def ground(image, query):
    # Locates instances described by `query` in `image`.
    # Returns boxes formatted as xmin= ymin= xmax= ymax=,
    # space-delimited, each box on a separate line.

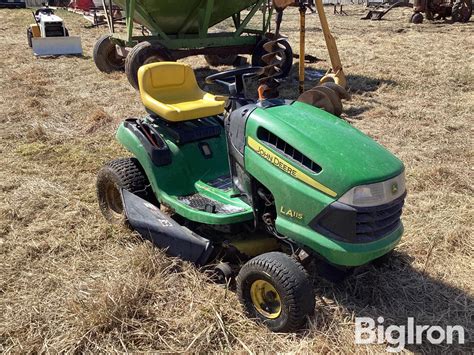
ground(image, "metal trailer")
xmin=93 ymin=0 xmax=294 ymax=89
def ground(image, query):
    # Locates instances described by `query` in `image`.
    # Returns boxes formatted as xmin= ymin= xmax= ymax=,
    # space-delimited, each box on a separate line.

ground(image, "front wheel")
xmin=96 ymin=158 xmax=155 ymax=225
xmin=27 ymin=27 xmax=33 ymax=48
xmin=236 ymin=252 xmax=315 ymax=332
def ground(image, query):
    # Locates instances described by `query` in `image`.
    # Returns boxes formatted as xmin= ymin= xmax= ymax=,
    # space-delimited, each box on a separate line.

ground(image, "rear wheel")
xmin=237 ymin=252 xmax=315 ymax=332
xmin=252 ymin=38 xmax=293 ymax=79
xmin=93 ymin=34 xmax=125 ymax=73
xmin=452 ymin=0 xmax=472 ymax=22
xmin=125 ymin=41 xmax=173 ymax=90
xmin=96 ymin=158 xmax=155 ymax=225
xmin=27 ymin=27 xmax=32 ymax=48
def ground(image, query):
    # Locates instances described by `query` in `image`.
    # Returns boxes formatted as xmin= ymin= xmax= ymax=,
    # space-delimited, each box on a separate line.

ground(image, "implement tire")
xmin=237 ymin=252 xmax=315 ymax=332
xmin=125 ymin=41 xmax=173 ymax=90
xmin=452 ymin=0 xmax=472 ymax=22
xmin=93 ymin=34 xmax=125 ymax=73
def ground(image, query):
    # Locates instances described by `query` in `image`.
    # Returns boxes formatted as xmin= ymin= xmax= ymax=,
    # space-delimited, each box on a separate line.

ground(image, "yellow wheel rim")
xmin=249 ymin=279 xmax=282 ymax=319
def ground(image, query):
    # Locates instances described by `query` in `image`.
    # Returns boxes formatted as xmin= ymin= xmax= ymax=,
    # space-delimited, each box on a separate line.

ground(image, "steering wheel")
xmin=205 ymin=66 xmax=264 ymax=97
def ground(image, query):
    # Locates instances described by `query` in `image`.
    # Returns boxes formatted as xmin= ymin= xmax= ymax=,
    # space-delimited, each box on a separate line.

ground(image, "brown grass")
xmin=1 ymin=5 xmax=473 ymax=353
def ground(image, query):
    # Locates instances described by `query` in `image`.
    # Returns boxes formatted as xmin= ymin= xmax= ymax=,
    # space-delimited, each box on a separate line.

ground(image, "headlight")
xmin=338 ymin=172 xmax=406 ymax=207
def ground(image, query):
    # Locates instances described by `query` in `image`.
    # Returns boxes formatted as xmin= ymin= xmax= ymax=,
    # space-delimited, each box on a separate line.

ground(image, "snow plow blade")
xmin=32 ymin=36 xmax=82 ymax=56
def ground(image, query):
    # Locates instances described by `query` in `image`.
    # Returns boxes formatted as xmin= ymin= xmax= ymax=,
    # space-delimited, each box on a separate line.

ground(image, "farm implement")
xmin=411 ymin=0 xmax=472 ymax=23
xmin=93 ymin=0 xmax=292 ymax=89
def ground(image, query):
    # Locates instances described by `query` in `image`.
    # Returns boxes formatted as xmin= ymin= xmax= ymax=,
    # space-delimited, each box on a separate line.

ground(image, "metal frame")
xmin=106 ymin=0 xmax=272 ymax=49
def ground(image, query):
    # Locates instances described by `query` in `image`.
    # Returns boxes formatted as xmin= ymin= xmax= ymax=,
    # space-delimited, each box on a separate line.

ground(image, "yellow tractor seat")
xmin=138 ymin=62 xmax=226 ymax=122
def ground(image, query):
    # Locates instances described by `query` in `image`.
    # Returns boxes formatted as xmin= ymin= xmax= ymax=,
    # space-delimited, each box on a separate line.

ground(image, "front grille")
xmin=44 ymin=23 xmax=64 ymax=37
xmin=310 ymin=193 xmax=405 ymax=243
xmin=355 ymin=196 xmax=404 ymax=242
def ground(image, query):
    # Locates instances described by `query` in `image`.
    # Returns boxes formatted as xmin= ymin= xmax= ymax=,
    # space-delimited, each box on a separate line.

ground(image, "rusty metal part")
xmin=313 ymin=0 xmax=347 ymax=89
xmin=298 ymin=5 xmax=306 ymax=94
xmin=258 ymin=8 xmax=286 ymax=100
xmin=319 ymin=81 xmax=351 ymax=100
xmin=361 ymin=0 xmax=406 ymax=21
xmin=258 ymin=38 xmax=286 ymax=99
xmin=411 ymin=0 xmax=471 ymax=23
xmin=297 ymin=82 xmax=349 ymax=117
xmin=272 ymin=0 xmax=297 ymax=10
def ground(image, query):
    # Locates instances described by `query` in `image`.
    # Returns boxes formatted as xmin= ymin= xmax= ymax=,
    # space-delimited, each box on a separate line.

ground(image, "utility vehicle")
xmin=97 ymin=62 xmax=406 ymax=332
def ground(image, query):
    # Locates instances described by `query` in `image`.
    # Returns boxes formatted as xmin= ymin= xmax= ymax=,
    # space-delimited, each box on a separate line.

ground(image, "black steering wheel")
xmin=205 ymin=66 xmax=264 ymax=97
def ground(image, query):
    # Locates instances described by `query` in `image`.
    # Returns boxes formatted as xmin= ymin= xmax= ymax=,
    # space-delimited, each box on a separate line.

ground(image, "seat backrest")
xmin=138 ymin=62 xmax=201 ymax=101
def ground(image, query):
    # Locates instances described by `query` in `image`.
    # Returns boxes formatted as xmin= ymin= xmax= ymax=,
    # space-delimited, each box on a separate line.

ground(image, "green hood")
xmin=246 ymin=101 xmax=404 ymax=196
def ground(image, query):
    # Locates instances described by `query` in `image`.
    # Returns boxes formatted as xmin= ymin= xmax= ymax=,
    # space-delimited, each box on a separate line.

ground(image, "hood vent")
xmin=257 ymin=127 xmax=322 ymax=174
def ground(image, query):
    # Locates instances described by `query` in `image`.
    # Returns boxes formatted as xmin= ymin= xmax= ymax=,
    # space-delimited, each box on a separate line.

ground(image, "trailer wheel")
xmin=251 ymin=38 xmax=293 ymax=79
xmin=452 ymin=0 xmax=472 ymax=22
xmin=410 ymin=12 xmax=424 ymax=23
xmin=27 ymin=27 xmax=33 ymax=48
xmin=96 ymin=158 xmax=156 ymax=225
xmin=93 ymin=34 xmax=125 ymax=73
xmin=237 ymin=252 xmax=315 ymax=332
xmin=204 ymin=54 xmax=238 ymax=67
xmin=125 ymin=41 xmax=173 ymax=90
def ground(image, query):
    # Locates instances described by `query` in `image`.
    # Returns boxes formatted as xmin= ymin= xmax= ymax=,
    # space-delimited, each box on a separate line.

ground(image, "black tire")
xmin=125 ymin=41 xmax=173 ymax=90
xmin=96 ymin=158 xmax=155 ymax=225
xmin=27 ymin=27 xmax=33 ymax=48
xmin=452 ymin=0 xmax=472 ymax=22
xmin=93 ymin=34 xmax=125 ymax=73
xmin=410 ymin=12 xmax=424 ymax=23
xmin=251 ymin=38 xmax=293 ymax=79
xmin=237 ymin=252 xmax=315 ymax=332
xmin=204 ymin=54 xmax=238 ymax=67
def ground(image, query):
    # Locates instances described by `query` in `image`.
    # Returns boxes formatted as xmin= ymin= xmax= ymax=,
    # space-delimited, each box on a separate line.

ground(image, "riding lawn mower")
xmin=96 ymin=59 xmax=406 ymax=331
xmin=27 ymin=6 xmax=82 ymax=56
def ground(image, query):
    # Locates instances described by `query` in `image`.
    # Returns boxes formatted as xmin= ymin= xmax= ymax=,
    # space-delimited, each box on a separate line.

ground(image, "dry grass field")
xmin=1 ymin=5 xmax=473 ymax=353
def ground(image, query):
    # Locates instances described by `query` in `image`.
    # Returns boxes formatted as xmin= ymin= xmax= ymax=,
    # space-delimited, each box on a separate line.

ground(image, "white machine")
xmin=27 ymin=7 xmax=82 ymax=56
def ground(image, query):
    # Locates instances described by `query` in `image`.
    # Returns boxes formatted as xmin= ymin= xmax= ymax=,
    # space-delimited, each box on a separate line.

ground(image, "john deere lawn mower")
xmin=96 ymin=59 xmax=406 ymax=331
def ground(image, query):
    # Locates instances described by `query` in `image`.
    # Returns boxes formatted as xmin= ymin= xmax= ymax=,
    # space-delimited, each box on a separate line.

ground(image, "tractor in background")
xmin=411 ymin=0 xmax=472 ymax=23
